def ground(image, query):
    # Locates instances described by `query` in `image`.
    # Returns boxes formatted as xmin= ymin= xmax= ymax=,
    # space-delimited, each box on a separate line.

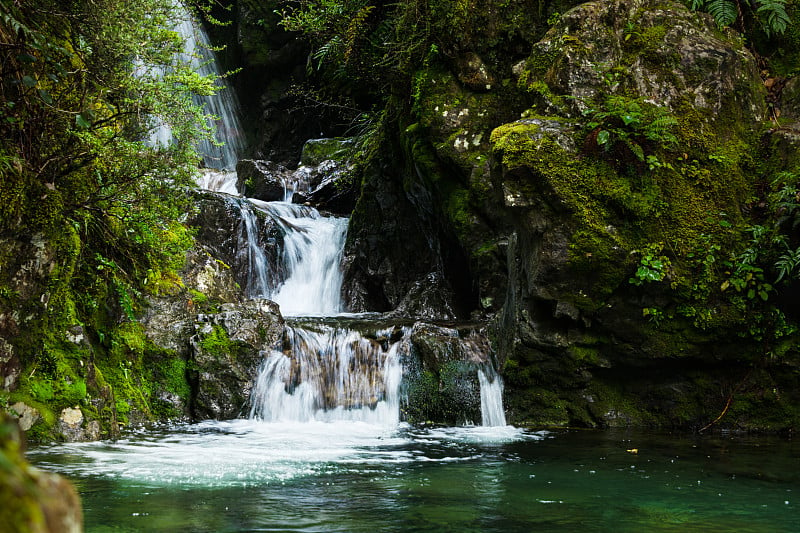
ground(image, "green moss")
xmin=300 ymin=137 xmax=354 ymax=166
xmin=402 ymin=361 xmax=481 ymax=425
xmin=198 ymin=324 xmax=238 ymax=359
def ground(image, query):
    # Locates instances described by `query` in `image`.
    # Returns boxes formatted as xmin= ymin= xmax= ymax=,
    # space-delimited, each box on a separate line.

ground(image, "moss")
xmin=402 ymin=361 xmax=481 ymax=425
xmin=300 ymin=137 xmax=354 ymax=166
xmin=198 ymin=324 xmax=239 ymax=359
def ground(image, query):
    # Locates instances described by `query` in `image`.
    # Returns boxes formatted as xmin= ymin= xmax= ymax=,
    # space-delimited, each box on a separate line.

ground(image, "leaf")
xmin=38 ymin=89 xmax=52 ymax=105
xmin=597 ymin=129 xmax=610 ymax=146
xmin=16 ymin=53 xmax=36 ymax=63
xmin=76 ymin=112 xmax=91 ymax=129
xmin=22 ymin=75 xmax=37 ymax=87
xmin=706 ymin=0 xmax=738 ymax=28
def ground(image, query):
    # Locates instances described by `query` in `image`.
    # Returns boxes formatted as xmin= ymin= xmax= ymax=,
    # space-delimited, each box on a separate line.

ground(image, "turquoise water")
xmin=30 ymin=422 xmax=798 ymax=532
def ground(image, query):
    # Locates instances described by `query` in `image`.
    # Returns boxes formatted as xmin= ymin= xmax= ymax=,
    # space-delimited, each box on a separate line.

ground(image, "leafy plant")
xmin=630 ymin=244 xmax=672 ymax=285
xmin=583 ymin=94 xmax=678 ymax=162
xmin=688 ymin=0 xmax=791 ymax=37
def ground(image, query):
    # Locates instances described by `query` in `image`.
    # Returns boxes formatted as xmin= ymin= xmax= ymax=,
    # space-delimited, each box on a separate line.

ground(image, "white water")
xmin=196 ymin=169 xmax=238 ymax=194
xmin=257 ymin=201 xmax=348 ymax=316
xmin=250 ymin=325 xmax=405 ymax=425
xmin=146 ymin=4 xmax=243 ymax=169
xmin=478 ymin=364 xmax=508 ymax=427
xmin=234 ymin=199 xmax=272 ymax=299
xmin=31 ymin=420 xmax=537 ymax=487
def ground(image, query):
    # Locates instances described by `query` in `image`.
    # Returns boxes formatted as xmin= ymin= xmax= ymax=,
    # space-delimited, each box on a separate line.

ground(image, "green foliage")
xmin=629 ymin=244 xmax=672 ymax=286
xmin=688 ymin=0 xmax=791 ymax=37
xmin=583 ymin=94 xmax=679 ymax=163
xmin=0 ymin=0 xmax=208 ymax=298
xmin=0 ymin=0 xmax=219 ymax=437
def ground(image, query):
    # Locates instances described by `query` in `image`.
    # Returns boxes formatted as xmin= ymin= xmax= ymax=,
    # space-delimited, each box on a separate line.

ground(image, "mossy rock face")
xmin=529 ymin=0 xmax=765 ymax=124
xmin=479 ymin=0 xmax=787 ymax=429
xmin=188 ymin=300 xmax=283 ymax=420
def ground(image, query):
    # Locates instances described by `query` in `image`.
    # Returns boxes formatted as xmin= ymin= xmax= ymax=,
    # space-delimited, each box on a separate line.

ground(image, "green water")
xmin=30 ymin=423 xmax=797 ymax=532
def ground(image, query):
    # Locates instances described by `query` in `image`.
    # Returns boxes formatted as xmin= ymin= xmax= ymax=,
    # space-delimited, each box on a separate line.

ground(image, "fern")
xmin=706 ymin=0 xmax=738 ymax=29
xmin=688 ymin=0 xmax=790 ymax=36
xmin=756 ymin=0 xmax=790 ymax=36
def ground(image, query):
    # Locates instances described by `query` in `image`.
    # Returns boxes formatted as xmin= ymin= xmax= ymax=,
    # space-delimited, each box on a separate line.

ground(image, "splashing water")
xmin=478 ymin=363 xmax=508 ymax=427
xmin=250 ymin=324 xmax=405 ymax=426
xmin=255 ymin=200 xmax=348 ymax=316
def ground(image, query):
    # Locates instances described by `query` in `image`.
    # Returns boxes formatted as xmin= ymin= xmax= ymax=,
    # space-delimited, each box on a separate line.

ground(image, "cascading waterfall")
xmin=166 ymin=0 xmax=508 ymax=429
xmin=260 ymin=201 xmax=348 ymax=316
xmin=250 ymin=324 xmax=406 ymax=425
xmin=478 ymin=363 xmax=508 ymax=427
xmin=146 ymin=3 xmax=243 ymax=170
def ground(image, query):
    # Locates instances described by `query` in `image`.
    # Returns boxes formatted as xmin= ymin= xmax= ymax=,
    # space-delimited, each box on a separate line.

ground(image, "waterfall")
xmin=144 ymin=3 xmax=243 ymax=169
xmin=478 ymin=364 xmax=508 ymax=427
xmin=232 ymin=198 xmax=272 ymax=299
xmin=165 ymin=0 xmax=511 ymax=432
xmin=258 ymin=201 xmax=348 ymax=316
xmin=250 ymin=324 xmax=406 ymax=425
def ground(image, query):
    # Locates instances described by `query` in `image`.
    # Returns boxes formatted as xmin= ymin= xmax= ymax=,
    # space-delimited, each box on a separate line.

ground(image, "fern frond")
xmin=706 ymin=0 xmax=738 ymax=29
xmin=756 ymin=0 xmax=790 ymax=36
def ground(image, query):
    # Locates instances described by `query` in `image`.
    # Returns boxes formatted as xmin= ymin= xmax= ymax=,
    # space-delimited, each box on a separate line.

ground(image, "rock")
xmin=1 ymin=414 xmax=83 ymax=532
xmin=188 ymin=190 xmax=285 ymax=297
xmin=58 ymin=406 xmax=89 ymax=442
xmin=236 ymin=159 xmax=292 ymax=201
xmin=9 ymin=402 xmax=39 ymax=431
xmin=300 ymin=137 xmax=355 ymax=166
xmin=294 ymin=161 xmax=357 ymax=214
xmin=189 ymin=299 xmax=283 ymax=419
xmin=531 ymin=0 xmax=764 ymax=120
xmin=401 ymin=323 xmax=495 ymax=425
xmin=341 ymin=137 xmax=476 ymax=319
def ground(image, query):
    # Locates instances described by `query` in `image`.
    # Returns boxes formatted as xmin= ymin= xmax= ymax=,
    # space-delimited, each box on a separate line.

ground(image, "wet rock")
xmin=189 ymin=299 xmax=284 ymax=420
xmin=401 ymin=323 xmax=494 ymax=425
xmin=236 ymin=159 xmax=292 ymax=201
xmin=342 ymin=138 xmax=476 ymax=319
xmin=188 ymin=190 xmax=285 ymax=296
xmin=295 ymin=164 xmax=358 ymax=214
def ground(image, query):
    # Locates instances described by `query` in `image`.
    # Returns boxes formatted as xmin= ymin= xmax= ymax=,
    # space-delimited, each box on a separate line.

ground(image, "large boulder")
xmin=189 ymin=299 xmax=283 ymax=419
xmin=236 ymin=159 xmax=292 ymax=201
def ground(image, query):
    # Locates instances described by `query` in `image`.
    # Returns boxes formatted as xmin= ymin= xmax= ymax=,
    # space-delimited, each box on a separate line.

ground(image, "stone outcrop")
xmin=340 ymin=0 xmax=799 ymax=429
xmin=189 ymin=299 xmax=283 ymax=419
xmin=236 ymin=159 xmax=292 ymax=201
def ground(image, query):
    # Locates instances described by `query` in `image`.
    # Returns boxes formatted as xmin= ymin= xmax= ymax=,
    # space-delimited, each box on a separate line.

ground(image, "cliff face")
xmin=333 ymin=0 xmax=800 ymax=429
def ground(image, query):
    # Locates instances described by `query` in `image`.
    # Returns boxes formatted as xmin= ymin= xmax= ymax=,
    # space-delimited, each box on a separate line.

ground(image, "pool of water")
xmin=29 ymin=421 xmax=798 ymax=532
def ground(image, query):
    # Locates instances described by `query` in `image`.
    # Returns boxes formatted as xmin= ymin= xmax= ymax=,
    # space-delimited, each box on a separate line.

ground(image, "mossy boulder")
xmin=189 ymin=300 xmax=283 ymax=419
xmin=0 ymin=415 xmax=82 ymax=532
